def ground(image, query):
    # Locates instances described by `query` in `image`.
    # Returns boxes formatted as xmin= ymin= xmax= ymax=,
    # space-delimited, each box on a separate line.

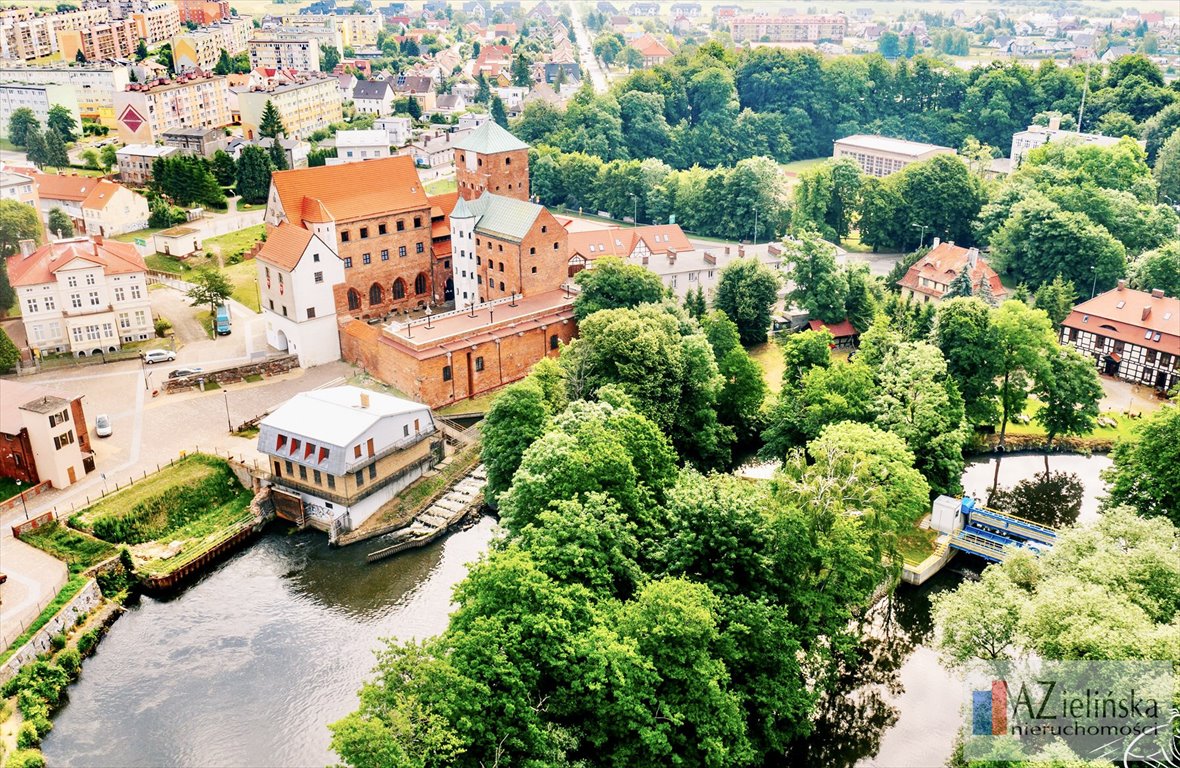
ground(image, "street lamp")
xmin=912 ymin=223 xmax=930 ymax=251
xmin=223 ymin=390 xmax=232 ymax=433
xmin=753 ymin=208 xmax=760 ymax=246
xmin=1090 ymin=265 xmax=1098 ymax=299
xmin=631 ymin=194 xmax=638 ymax=227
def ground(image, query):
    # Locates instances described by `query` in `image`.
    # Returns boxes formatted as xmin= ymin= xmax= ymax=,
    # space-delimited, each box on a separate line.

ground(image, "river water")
xmin=41 ymin=453 xmax=1110 ymax=768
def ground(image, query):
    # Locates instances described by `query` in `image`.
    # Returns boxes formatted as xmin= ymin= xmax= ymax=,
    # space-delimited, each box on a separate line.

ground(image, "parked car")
xmin=168 ymin=367 xmax=204 ymax=379
xmin=215 ymin=304 xmax=232 ymax=336
xmin=95 ymin=414 xmax=112 ymax=437
xmin=142 ymin=349 xmax=176 ymax=364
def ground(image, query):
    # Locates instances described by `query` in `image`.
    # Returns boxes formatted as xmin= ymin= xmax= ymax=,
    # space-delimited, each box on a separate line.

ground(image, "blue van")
xmin=215 ymin=304 xmax=232 ymax=335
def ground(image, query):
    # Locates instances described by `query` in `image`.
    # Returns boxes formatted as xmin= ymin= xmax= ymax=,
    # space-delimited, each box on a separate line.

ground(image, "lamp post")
xmin=631 ymin=194 xmax=638 ymax=227
xmin=223 ymin=390 xmax=232 ymax=433
xmin=1090 ymin=265 xmax=1098 ymax=299
xmin=912 ymin=223 xmax=930 ymax=251
xmin=753 ymin=208 xmax=759 ymax=246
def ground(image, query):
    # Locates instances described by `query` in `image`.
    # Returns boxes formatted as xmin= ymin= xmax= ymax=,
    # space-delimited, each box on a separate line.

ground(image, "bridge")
xmin=946 ymin=497 xmax=1056 ymax=563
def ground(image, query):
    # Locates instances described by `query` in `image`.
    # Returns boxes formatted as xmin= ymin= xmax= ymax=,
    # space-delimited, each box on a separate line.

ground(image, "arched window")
xmin=549 ymin=334 xmax=559 ymax=350
xmin=369 ymin=283 xmax=383 ymax=306
xmin=347 ymin=289 xmax=361 ymax=311
xmin=414 ymin=273 xmax=427 ymax=295
xmin=392 ymin=278 xmax=406 ymax=300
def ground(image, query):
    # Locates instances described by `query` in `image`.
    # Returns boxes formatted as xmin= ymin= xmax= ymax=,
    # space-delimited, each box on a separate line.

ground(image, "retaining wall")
xmin=163 ymin=355 xmax=299 ymax=393
xmin=0 ymin=580 xmax=102 ymax=686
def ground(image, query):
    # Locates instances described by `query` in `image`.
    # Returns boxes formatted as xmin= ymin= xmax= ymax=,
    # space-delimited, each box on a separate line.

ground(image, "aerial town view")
xmin=0 ymin=0 xmax=1178 ymax=765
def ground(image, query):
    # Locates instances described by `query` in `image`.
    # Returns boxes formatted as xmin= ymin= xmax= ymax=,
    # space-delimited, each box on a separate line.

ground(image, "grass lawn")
xmin=19 ymin=522 xmax=117 ymax=574
xmin=424 ymin=177 xmax=457 ymax=195
xmin=202 ymin=224 xmax=265 ymax=261
xmin=840 ymin=232 xmax=876 ymax=253
xmin=134 ymin=493 xmax=253 ymax=577
xmin=112 ymin=226 xmax=166 ymax=244
xmin=898 ymin=527 xmax=938 ymax=566
xmin=236 ymin=199 xmax=264 ymax=212
xmin=1005 ymin=398 xmax=1139 ymax=442
xmin=0 ymin=576 xmax=87 ymax=664
xmin=0 ymin=477 xmax=26 ymax=502
xmin=780 ymin=157 xmax=826 ymax=175
xmin=71 ymin=456 xmax=221 ymax=529
xmin=439 ymin=388 xmax=500 ymax=416
xmin=222 ymin=259 xmax=260 ymax=312
xmin=747 ymin=340 xmax=785 ymax=394
xmin=145 ymin=254 xmax=188 ymax=274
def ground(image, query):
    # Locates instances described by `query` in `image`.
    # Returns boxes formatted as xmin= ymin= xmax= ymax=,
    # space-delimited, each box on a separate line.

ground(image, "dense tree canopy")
xmin=1104 ymin=404 xmax=1180 ymax=526
xmin=713 ymin=257 xmax=780 ymax=345
xmin=572 ymin=256 xmax=666 ymax=320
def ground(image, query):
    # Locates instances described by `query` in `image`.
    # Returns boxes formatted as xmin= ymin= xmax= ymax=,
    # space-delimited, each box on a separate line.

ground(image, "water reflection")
xmin=986 ymin=470 xmax=1084 ymax=528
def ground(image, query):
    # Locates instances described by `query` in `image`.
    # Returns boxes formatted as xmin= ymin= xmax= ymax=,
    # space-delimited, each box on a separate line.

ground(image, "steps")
xmin=366 ymin=464 xmax=487 ymax=563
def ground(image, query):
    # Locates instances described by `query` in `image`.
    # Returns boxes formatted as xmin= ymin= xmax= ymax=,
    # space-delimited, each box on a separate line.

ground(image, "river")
xmin=41 ymin=453 xmax=1110 ymax=768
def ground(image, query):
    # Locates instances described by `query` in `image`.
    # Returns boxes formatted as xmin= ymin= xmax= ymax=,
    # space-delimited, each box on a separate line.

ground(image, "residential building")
xmin=391 ymin=74 xmax=435 ymax=113
xmin=628 ymin=33 xmax=673 ymax=67
xmin=1060 ymin=282 xmax=1178 ymax=392
xmin=670 ymin=2 xmax=701 ymax=16
xmin=115 ymin=143 xmax=179 ymax=185
xmin=833 ymin=134 xmax=956 ymax=177
xmin=226 ymin=136 xmax=309 ymax=168
xmin=336 ymin=71 xmax=357 ymax=98
xmin=1010 ymin=115 xmax=1145 ymax=163
xmin=6 ymin=236 xmax=153 ymax=357
xmin=175 ymin=0 xmax=230 ymax=25
xmin=403 ymin=128 xmax=471 ymax=169
xmin=0 ymin=379 xmax=93 ymax=489
xmin=454 ymin=120 xmax=530 ymax=202
xmin=56 ymin=18 xmax=138 ymax=62
xmin=328 ymin=129 xmax=391 ymax=165
xmin=374 ymin=115 xmax=412 ymax=146
xmin=895 ymin=240 xmax=1007 ymax=305
xmin=351 ymin=78 xmax=396 ymax=115
xmin=1 ymin=170 xmax=39 ymax=210
xmin=628 ymin=1 xmax=659 ymax=15
xmin=248 ymin=32 xmax=322 ymax=72
xmin=729 ymin=14 xmax=848 ymax=43
xmin=429 ymin=92 xmax=467 ymax=116
xmin=114 ymin=73 xmax=233 ymax=144
xmin=32 ymin=173 xmax=150 ymax=238
xmin=162 ymin=126 xmax=226 ymax=157
xmin=273 ymin=13 xmax=381 ymax=48
xmin=255 ymin=221 xmax=345 ymax=366
xmin=808 ymin=318 xmax=859 ymax=349
xmin=171 ymin=16 xmax=252 ymax=71
xmin=0 ymin=62 xmax=130 ymax=126
xmin=457 ymin=112 xmax=489 ymax=131
xmin=0 ymin=83 xmax=80 ymax=141
xmin=130 ymin=0 xmax=181 ymax=45
xmin=0 ymin=7 xmax=112 ymax=60
xmin=238 ymin=73 xmax=342 ymax=139
xmin=257 ymin=386 xmax=442 ymax=538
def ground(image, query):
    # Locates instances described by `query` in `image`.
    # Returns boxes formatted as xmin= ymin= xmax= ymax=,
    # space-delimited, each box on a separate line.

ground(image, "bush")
xmin=76 ymin=629 xmax=99 ymax=657
xmin=56 ymin=648 xmax=82 ymax=678
xmin=16 ymin=722 xmax=39 ymax=749
xmin=28 ymin=715 xmax=52 ymax=740
xmin=154 ymin=317 xmax=173 ymax=337
xmin=4 ymin=749 xmax=46 ymax=768
xmin=49 ymin=633 xmax=65 ymax=652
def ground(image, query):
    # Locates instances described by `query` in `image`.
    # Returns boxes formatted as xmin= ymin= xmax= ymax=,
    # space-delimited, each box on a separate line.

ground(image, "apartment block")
xmin=175 ymin=0 xmax=230 ymax=24
xmin=729 ymin=14 xmax=847 ymax=43
xmin=0 ymin=7 xmax=112 ymax=60
xmin=171 ymin=16 xmax=251 ymax=70
xmin=131 ymin=1 xmax=181 ymax=44
xmin=833 ymin=134 xmax=956 ymax=177
xmin=0 ymin=62 xmax=130 ymax=126
xmin=274 ymin=13 xmax=381 ymax=47
xmin=115 ymin=144 xmax=180 ymax=185
xmin=0 ymin=83 xmax=80 ymax=140
xmin=238 ymin=73 xmax=342 ymax=140
xmin=57 ymin=18 xmax=139 ymax=62
xmin=248 ymin=33 xmax=321 ymax=72
xmin=113 ymin=73 xmax=232 ymax=144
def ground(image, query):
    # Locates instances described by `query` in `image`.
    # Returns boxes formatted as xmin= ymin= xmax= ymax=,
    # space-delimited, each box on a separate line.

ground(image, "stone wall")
xmin=0 ymin=579 xmax=102 ymax=686
xmin=163 ymin=354 xmax=299 ymax=393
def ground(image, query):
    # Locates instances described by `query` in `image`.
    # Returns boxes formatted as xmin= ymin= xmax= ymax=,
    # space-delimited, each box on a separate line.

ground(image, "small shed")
xmin=153 ymin=226 xmax=201 ymax=258
xmin=807 ymin=318 xmax=860 ymax=349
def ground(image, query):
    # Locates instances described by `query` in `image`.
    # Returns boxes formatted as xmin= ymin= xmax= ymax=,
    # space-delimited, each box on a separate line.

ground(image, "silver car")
xmin=141 ymin=349 xmax=177 ymax=364
xmin=95 ymin=414 xmax=112 ymax=437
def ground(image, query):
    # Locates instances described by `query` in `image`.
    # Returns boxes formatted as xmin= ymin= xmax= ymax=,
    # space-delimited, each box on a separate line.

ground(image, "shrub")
xmin=16 ymin=722 xmax=39 ymax=749
xmin=4 ymin=749 xmax=47 ymax=768
xmin=76 ymin=629 xmax=99 ymax=657
xmin=154 ymin=317 xmax=172 ymax=337
xmin=28 ymin=715 xmax=52 ymax=740
xmin=56 ymin=648 xmax=82 ymax=678
xmin=49 ymin=633 xmax=65 ymax=652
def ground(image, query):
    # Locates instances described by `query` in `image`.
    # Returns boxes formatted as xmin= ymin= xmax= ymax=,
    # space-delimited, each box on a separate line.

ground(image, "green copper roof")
xmin=466 ymin=192 xmax=543 ymax=242
xmin=453 ymin=121 xmax=529 ymax=154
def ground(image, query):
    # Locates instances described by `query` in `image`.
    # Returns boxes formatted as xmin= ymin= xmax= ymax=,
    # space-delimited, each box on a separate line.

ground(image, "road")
xmin=569 ymin=4 xmax=608 ymax=94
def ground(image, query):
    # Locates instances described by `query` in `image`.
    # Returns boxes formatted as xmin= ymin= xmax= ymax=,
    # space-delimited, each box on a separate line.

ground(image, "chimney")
xmin=18 ymin=239 xmax=35 ymax=257
xmin=931 ymin=236 xmax=940 ymax=249
xmin=966 ymin=247 xmax=978 ymax=268
xmin=1151 ymin=288 xmax=1165 ymax=298
xmin=359 ymin=392 xmax=370 ymax=408
xmin=93 ymin=234 xmax=103 ymax=246
xmin=1117 ymin=279 xmax=1126 ymax=291
xmin=1048 ymin=114 xmax=1061 ymax=131
xmin=1141 ymin=306 xmax=1151 ymax=321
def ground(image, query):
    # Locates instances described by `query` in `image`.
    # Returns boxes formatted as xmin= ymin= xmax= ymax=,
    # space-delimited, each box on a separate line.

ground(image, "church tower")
xmin=454 ymin=121 xmax=530 ymax=202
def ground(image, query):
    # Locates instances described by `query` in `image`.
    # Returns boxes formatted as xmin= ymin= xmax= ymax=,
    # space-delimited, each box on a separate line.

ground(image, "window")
xmin=313 ymin=271 xmax=323 ymax=284
xmin=44 ymin=295 xmax=54 ymax=310
xmin=299 ymin=465 xmax=307 ymax=480
xmin=442 ymin=365 xmax=452 ymax=381
xmin=381 ymin=249 xmax=389 ymax=261
xmin=347 ymin=289 xmax=361 ymax=310
xmin=550 ymin=334 xmax=559 ymax=350
xmin=89 ymin=291 xmax=100 ymax=306
xmin=273 ymin=460 xmax=282 ymax=477
xmin=541 ymin=225 xmax=547 ymax=233
xmin=362 ymin=253 xmax=371 ymax=265
xmin=26 ymin=297 xmax=38 ymax=313
xmin=307 ymin=307 xmax=316 ymax=319
xmin=354 ymin=444 xmax=362 ymax=458
xmin=378 ymin=223 xmax=387 ymax=235
xmin=392 ymin=279 xmax=406 ymax=299
xmin=67 ymin=275 xmax=77 ymax=288
xmin=414 ymin=273 xmax=427 ymax=294
xmin=114 ymin=287 xmax=125 ymax=302
xmin=327 ymin=474 xmax=336 ymax=490
xmin=414 ymin=216 xmax=422 ymax=228
xmin=313 ymin=253 xmax=320 ymax=262
xmin=313 ymin=469 xmax=321 ymax=485
xmin=367 ymin=437 xmax=375 ymax=456
xmin=553 ymin=242 xmax=559 ymax=250
xmin=474 ymin=356 xmax=484 ymax=371
xmin=355 ymin=470 xmax=364 ymax=486
xmin=497 ymin=244 xmax=503 ymax=252
xmin=505 ymin=157 xmax=511 ymax=165
xmin=531 ymin=266 xmax=537 ymax=273
xmin=499 ymin=281 xmax=505 ymax=290
xmin=360 ymin=227 xmax=369 ymax=239
xmin=341 ymin=230 xmax=350 ymax=242
xmin=398 ymin=245 xmax=407 ymax=257
xmin=130 ymin=285 xmax=141 ymax=299
xmin=85 ymin=273 xmax=96 ymax=286
xmin=368 ymin=463 xmax=376 ymax=480
xmin=498 ymin=262 xmax=504 ymax=272
xmin=344 ymin=257 xmax=353 ymax=269
xmin=285 ymin=460 xmax=293 ymax=475
xmin=403 ymin=424 xmax=409 ymax=437
xmin=416 ymin=242 xmax=424 ymax=254
xmin=529 ymin=247 xmax=535 ymax=255
xmin=397 ymin=220 xmax=405 ymax=231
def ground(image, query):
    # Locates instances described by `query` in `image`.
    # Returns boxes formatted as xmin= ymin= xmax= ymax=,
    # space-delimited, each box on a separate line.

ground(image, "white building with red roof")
xmin=896 ymin=240 xmax=1007 ymax=305
xmin=7 ymin=236 xmax=152 ymax=356
xmin=32 ymin=172 xmax=150 ymax=238
xmin=1060 ymin=281 xmax=1179 ymax=392
xmin=628 ymin=33 xmax=673 ymax=68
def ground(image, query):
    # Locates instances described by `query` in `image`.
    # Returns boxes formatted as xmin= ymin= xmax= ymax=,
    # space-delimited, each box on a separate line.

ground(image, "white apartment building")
xmin=1010 ymin=115 xmax=1146 ymax=163
xmin=833 ymin=134 xmax=956 ymax=177
xmin=171 ymin=16 xmax=252 ymax=71
xmin=0 ymin=83 xmax=80 ymax=141
xmin=7 ymin=237 xmax=153 ymax=356
xmin=351 ymin=79 xmax=395 ymax=115
xmin=327 ymin=129 xmax=391 ymax=165
xmin=374 ymin=115 xmax=412 ymax=146
xmin=113 ymin=73 xmax=232 ymax=144
xmin=0 ymin=7 xmax=112 ymax=60
xmin=248 ymin=32 xmax=321 ymax=72
xmin=255 ymin=221 xmax=344 ymax=367
xmin=274 ymin=13 xmax=381 ymax=48
xmin=0 ymin=62 xmax=130 ymax=126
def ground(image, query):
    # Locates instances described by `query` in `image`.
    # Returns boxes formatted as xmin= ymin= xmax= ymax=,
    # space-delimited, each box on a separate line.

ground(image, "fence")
xmin=0 ymin=480 xmax=51 ymax=515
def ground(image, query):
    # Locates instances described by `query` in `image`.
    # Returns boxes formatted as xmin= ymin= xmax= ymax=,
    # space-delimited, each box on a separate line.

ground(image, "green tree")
xmin=510 ymin=51 xmax=531 ymax=87
xmin=1032 ymin=273 xmax=1077 ymax=328
xmin=24 ymin=124 xmax=49 ymax=168
xmin=572 ymin=256 xmax=666 ymax=320
xmin=319 ymin=43 xmax=340 ymax=72
xmin=943 ymin=265 xmax=974 ymax=299
xmin=74 ymin=48 xmax=86 ymax=63
xmin=1128 ymin=242 xmax=1180 ymax=296
xmin=213 ymin=48 xmax=233 ymax=76
xmin=683 ymin=284 xmax=706 ymax=320
xmin=235 ymin=145 xmax=273 ymax=204
xmin=46 ymin=104 xmax=76 ymax=141
xmin=934 ymin=297 xmax=1002 ymax=426
xmin=258 ymin=100 xmax=286 ymax=139
xmin=1034 ymin=346 xmax=1103 ymax=454
xmin=481 ymin=380 xmax=550 ymax=508
xmin=6 ymin=106 xmax=37 ymax=145
xmin=1153 ymin=127 xmax=1180 ymax=206
xmin=716 ymin=345 xmax=767 ymax=442
xmin=211 ymin=149 xmax=236 ymax=186
xmin=878 ymin=30 xmax=900 ymax=58
xmin=1104 ymin=404 xmax=1180 ymax=525
xmin=404 ymin=95 xmax=422 ymax=120
xmin=98 ymin=144 xmax=117 ymax=173
xmin=267 ymin=140 xmax=288 ymax=172
xmin=44 ymin=128 xmax=69 ymax=169
xmin=47 ymin=208 xmax=73 ymax=238
xmin=0 ymin=199 xmax=42 ymax=261
xmin=781 ymin=232 xmax=847 ymax=324
xmin=992 ymin=300 xmax=1056 ymax=449
xmin=779 ymin=327 xmax=832 ymax=386
xmin=490 ymin=95 xmax=508 ymax=129
xmin=81 ymin=148 xmax=100 ymax=169
xmin=713 ymin=257 xmax=780 ymax=345
xmin=135 ymin=38 xmax=148 ymax=61
xmin=0 ymin=326 xmax=18 ymax=370
xmin=763 ymin=360 xmax=876 ymax=456
xmin=186 ymin=269 xmax=233 ymax=320
xmin=475 ymin=72 xmax=490 ymax=104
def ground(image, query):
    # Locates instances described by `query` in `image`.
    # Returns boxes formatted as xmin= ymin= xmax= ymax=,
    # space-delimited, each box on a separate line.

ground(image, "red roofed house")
xmin=896 ymin=240 xmax=1007 ymax=305
xmin=629 ymin=33 xmax=673 ymax=68
xmin=1060 ymin=281 xmax=1179 ymax=392
xmin=808 ymin=318 xmax=859 ymax=349
xmin=6 ymin=236 xmax=152 ymax=356
xmin=32 ymin=173 xmax=150 ymax=238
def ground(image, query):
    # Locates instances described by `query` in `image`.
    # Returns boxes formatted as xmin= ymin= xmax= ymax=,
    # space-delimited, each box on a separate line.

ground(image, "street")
xmin=569 ymin=5 xmax=609 ymax=94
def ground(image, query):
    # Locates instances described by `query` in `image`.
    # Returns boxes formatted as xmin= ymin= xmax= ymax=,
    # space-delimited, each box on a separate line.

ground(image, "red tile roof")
xmin=256 ymin=222 xmax=315 ymax=270
xmin=568 ymin=223 xmax=693 ymax=261
xmin=896 ymin=242 xmax=1007 ymax=301
xmin=1062 ymin=284 xmax=1179 ymax=356
xmin=81 ymin=179 xmax=134 ymax=211
xmin=630 ymin=33 xmax=673 ymax=58
xmin=7 ymin=237 xmax=146 ymax=287
xmin=32 ymin=172 xmax=97 ymax=203
xmin=808 ymin=318 xmax=859 ymax=338
xmin=271 ymin=155 xmax=428 ymax=226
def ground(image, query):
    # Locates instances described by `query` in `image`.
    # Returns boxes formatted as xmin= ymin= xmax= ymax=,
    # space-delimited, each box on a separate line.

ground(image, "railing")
xmin=135 ymin=509 xmax=258 ymax=578
xmin=269 ymin=450 xmax=439 ymax=508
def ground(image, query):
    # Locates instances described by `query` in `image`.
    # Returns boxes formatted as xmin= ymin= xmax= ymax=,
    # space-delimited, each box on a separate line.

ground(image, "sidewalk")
xmin=0 ymin=533 xmax=69 ymax=649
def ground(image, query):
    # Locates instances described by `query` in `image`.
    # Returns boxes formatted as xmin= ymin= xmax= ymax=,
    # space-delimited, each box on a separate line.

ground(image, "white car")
xmin=141 ymin=349 xmax=176 ymax=364
xmin=95 ymin=414 xmax=112 ymax=437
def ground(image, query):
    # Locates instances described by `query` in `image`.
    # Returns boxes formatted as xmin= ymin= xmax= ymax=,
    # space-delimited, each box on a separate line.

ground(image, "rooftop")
xmin=835 ymin=134 xmax=955 ymax=157
xmin=379 ymin=288 xmax=574 ymax=350
xmin=453 ymin=191 xmax=545 ymax=243
xmin=6 ymin=236 xmax=147 ymax=287
xmin=116 ymin=143 xmax=180 ymax=157
xmin=452 ymin=120 xmax=528 ymax=155
xmin=334 ymin=129 xmax=391 ymax=147
xmin=259 ymin=385 xmax=430 ymax=449
xmin=1063 ymin=283 xmax=1179 ymax=354
xmin=255 ymin=221 xmax=317 ymax=270
xmin=271 ymin=154 xmax=428 ymax=224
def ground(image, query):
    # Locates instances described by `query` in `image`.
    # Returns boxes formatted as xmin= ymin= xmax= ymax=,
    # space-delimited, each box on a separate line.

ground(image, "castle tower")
xmin=453 ymin=121 xmax=530 ymax=202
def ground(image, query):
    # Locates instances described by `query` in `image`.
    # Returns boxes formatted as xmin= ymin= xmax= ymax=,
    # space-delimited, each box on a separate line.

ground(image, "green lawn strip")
xmin=221 ymin=260 xmax=260 ymax=312
xmin=19 ymin=523 xmax=116 ymax=575
xmin=70 ymin=457 xmax=221 ymax=531
xmin=780 ymin=157 xmax=826 ymax=175
xmin=424 ymin=177 xmax=457 ymax=195
xmin=1004 ymin=398 xmax=1139 ymax=442
xmin=0 ymin=477 xmax=25 ymax=504
xmin=747 ymin=340 xmax=785 ymax=394
xmin=202 ymin=224 xmax=265 ymax=260
xmin=133 ymin=492 xmax=254 ymax=577
xmin=0 ymin=576 xmax=87 ymax=664
xmin=898 ymin=527 xmax=938 ymax=566
xmin=144 ymin=254 xmax=187 ymax=274
xmin=439 ymin=389 xmax=498 ymax=415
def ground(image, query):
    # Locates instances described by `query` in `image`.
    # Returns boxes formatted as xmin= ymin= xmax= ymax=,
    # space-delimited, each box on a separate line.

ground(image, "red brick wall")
xmin=475 ymin=208 xmax=568 ymax=302
xmin=70 ymin=397 xmax=91 ymax=456
xmin=456 ymin=148 xmax=530 ymax=202
xmin=0 ymin=429 xmax=38 ymax=485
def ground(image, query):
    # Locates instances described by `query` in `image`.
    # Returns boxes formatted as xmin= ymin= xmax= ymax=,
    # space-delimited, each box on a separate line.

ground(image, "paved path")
xmin=569 ymin=5 xmax=608 ymax=94
xmin=0 ymin=531 xmax=69 ymax=649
